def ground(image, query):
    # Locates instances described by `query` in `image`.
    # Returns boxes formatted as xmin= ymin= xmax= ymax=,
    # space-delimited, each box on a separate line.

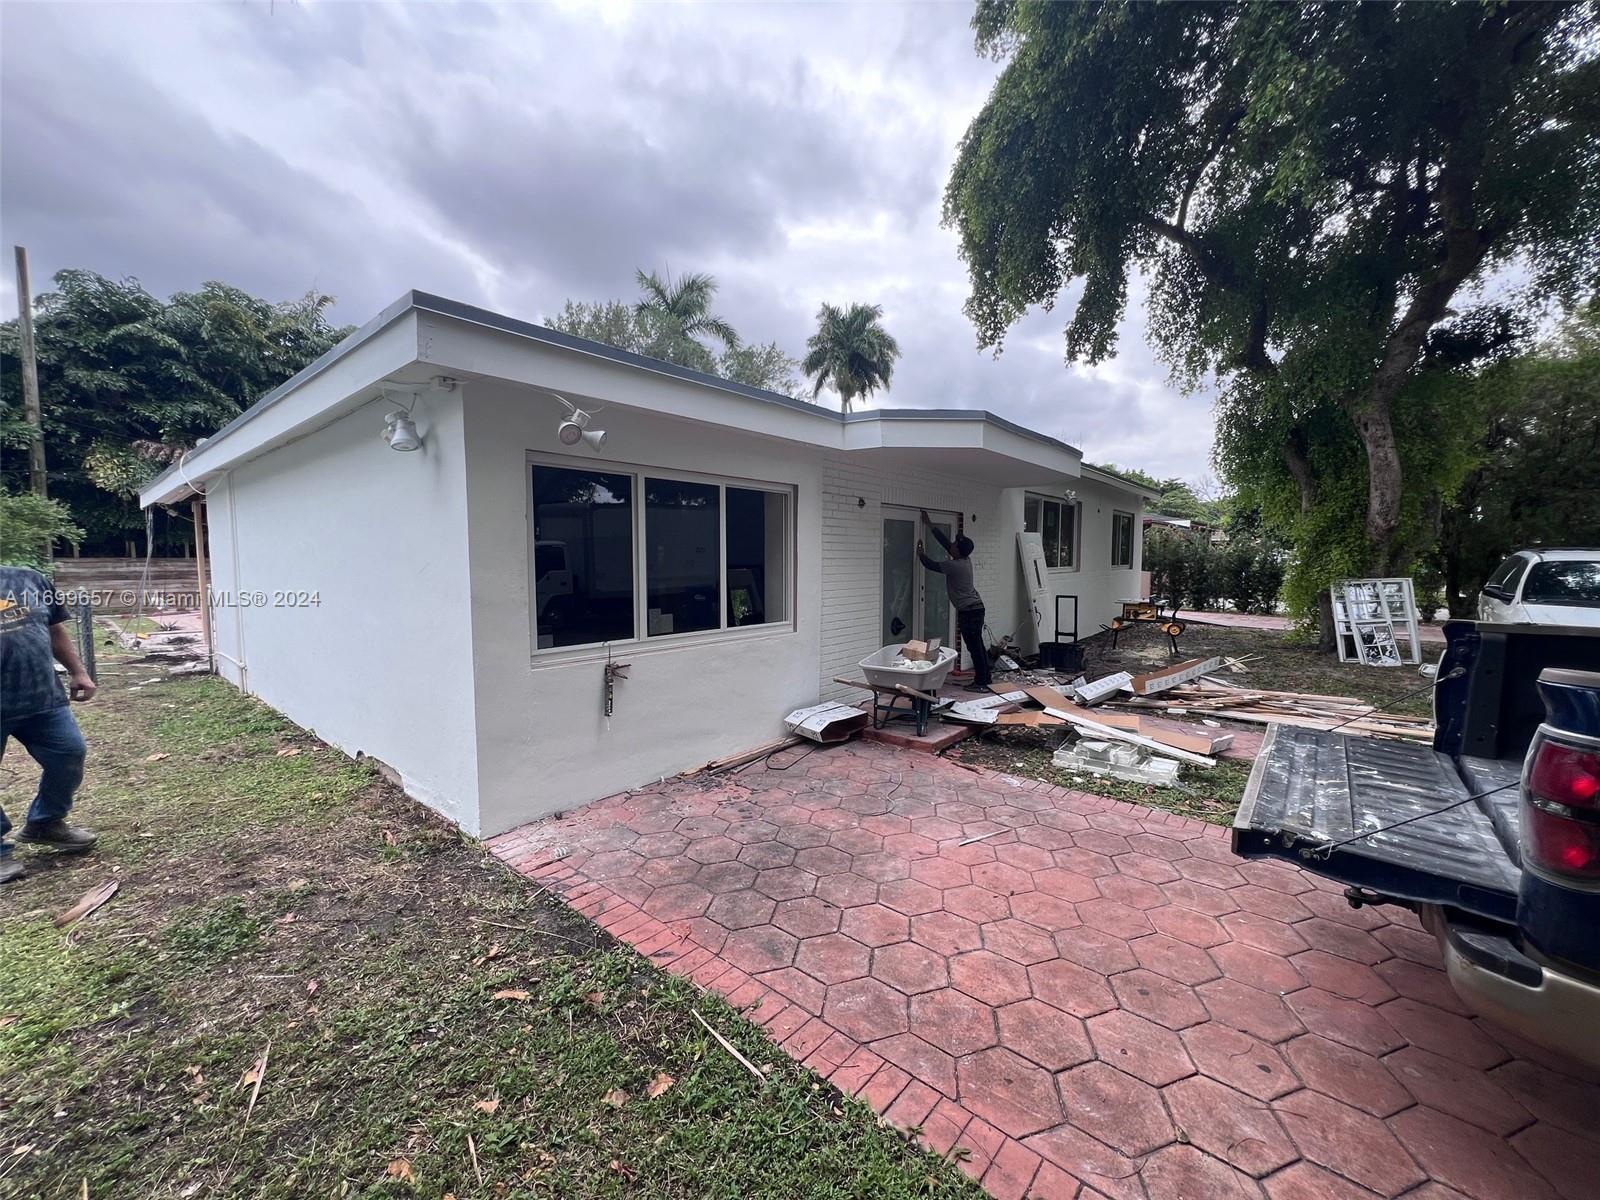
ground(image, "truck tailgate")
xmin=1232 ymin=725 xmax=1520 ymax=924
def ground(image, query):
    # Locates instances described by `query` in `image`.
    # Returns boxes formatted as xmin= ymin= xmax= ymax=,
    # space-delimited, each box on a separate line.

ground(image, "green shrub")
xmin=1146 ymin=525 xmax=1284 ymax=613
xmin=0 ymin=491 xmax=82 ymax=572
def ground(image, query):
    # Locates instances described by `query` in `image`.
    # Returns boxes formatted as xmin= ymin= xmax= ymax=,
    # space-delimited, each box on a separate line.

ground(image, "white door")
xmin=882 ymin=508 xmax=957 ymax=646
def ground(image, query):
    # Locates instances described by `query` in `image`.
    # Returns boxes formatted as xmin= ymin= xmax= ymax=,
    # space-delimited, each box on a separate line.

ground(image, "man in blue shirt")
xmin=2 ymin=565 xmax=99 ymax=884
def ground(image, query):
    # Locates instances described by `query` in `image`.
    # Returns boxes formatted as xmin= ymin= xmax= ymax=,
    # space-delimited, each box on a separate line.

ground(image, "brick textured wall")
xmin=818 ymin=452 xmax=1018 ymax=701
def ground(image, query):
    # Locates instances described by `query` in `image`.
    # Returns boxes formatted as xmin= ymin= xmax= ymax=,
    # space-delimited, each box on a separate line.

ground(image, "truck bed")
xmin=1233 ymin=725 xmax=1520 ymax=924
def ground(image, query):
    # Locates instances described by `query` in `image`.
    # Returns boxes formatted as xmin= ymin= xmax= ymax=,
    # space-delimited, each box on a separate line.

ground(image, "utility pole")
xmin=13 ymin=246 xmax=47 ymax=497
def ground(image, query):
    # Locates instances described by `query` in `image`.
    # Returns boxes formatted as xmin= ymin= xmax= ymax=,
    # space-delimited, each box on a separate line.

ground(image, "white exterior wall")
xmin=201 ymin=396 xmax=481 ymax=829
xmin=461 ymin=380 xmax=826 ymax=836
xmin=1002 ymin=475 xmax=1147 ymax=653
xmin=818 ymin=462 xmax=1145 ymax=694
xmin=818 ymin=454 xmax=1018 ymax=700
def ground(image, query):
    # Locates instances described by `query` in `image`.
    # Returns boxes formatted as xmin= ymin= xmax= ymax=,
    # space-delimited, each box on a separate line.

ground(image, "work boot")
xmin=16 ymin=819 xmax=98 ymax=854
xmin=0 ymin=856 xmax=25 ymax=884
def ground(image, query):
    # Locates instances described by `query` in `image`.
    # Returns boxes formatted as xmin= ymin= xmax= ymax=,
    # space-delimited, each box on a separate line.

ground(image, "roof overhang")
xmin=141 ymin=291 xmax=1089 ymax=507
xmin=842 ymin=410 xmax=1079 ymax=486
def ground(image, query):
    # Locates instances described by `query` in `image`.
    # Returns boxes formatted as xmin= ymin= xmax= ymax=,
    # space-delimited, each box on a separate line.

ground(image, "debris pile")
xmin=1114 ymin=679 xmax=1434 ymax=741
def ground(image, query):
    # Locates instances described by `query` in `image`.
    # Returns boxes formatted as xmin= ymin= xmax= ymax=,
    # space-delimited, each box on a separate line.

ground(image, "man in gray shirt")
xmin=917 ymin=511 xmax=992 ymax=692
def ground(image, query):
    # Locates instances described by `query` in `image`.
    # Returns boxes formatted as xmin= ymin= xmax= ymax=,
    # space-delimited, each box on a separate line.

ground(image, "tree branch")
xmin=1281 ymin=424 xmax=1317 ymax=514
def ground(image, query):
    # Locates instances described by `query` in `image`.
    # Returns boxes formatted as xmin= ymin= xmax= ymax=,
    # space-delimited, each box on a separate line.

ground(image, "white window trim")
xmin=1024 ymin=492 xmax=1080 ymax=572
xmin=526 ymin=451 xmax=797 ymax=663
xmin=1111 ymin=509 xmax=1135 ymax=569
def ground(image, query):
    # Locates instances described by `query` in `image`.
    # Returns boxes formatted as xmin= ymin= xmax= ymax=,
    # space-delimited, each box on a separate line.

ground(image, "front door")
xmin=882 ymin=508 xmax=957 ymax=647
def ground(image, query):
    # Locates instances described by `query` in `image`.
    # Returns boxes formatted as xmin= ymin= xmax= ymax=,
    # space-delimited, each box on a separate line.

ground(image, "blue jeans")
xmin=1 ymin=705 xmax=87 ymax=856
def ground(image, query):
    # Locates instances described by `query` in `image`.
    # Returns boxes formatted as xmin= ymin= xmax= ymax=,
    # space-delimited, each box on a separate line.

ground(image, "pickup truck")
xmin=1233 ymin=620 xmax=1600 ymax=1067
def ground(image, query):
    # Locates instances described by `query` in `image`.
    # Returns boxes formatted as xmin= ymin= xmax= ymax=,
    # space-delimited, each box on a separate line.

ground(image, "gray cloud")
xmin=0 ymin=0 xmax=1215 ymax=481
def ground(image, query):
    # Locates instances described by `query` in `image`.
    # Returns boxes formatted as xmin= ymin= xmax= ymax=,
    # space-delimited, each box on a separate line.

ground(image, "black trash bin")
xmin=1038 ymin=641 xmax=1084 ymax=674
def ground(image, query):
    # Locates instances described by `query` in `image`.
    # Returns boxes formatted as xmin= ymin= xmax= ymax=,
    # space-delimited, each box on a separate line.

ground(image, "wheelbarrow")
xmin=834 ymin=643 xmax=959 ymax=736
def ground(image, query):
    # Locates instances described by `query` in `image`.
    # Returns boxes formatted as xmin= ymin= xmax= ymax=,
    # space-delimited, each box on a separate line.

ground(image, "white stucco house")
xmin=140 ymin=292 xmax=1152 ymax=837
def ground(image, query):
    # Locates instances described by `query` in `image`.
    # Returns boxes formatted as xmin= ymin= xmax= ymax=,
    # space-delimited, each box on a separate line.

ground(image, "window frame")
xmin=527 ymin=452 xmax=795 ymax=660
xmin=1111 ymin=510 xmax=1135 ymax=569
xmin=1023 ymin=492 xmax=1080 ymax=571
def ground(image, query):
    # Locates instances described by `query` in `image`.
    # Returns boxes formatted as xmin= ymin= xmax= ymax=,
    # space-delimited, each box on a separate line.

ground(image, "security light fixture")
xmin=383 ymin=411 xmax=422 ymax=452
xmin=544 ymin=390 xmax=607 ymax=454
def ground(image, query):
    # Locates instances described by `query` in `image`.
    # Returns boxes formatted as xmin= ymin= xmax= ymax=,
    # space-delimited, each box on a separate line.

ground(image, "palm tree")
xmin=802 ymin=302 xmax=901 ymax=412
xmin=634 ymin=268 xmax=740 ymax=372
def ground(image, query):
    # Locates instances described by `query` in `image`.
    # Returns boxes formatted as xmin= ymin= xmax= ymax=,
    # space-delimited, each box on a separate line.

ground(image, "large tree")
xmin=550 ymin=274 xmax=800 ymax=394
xmin=0 ymin=270 xmax=351 ymax=552
xmin=945 ymin=1 xmax=1600 ymax=583
xmin=802 ymin=302 xmax=902 ymax=413
xmin=1435 ymin=300 xmax=1600 ymax=614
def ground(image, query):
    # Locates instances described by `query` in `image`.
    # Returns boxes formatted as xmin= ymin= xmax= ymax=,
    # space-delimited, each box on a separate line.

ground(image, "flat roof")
xmin=141 ymin=290 xmax=1099 ymax=504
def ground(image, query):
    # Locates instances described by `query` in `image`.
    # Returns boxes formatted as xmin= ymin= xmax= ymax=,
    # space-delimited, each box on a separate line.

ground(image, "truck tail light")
xmin=1524 ymin=738 xmax=1600 ymax=880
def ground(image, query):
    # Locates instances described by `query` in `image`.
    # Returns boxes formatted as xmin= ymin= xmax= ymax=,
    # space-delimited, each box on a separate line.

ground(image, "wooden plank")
xmin=994 ymin=711 xmax=1066 ymax=726
xmin=1042 ymin=707 xmax=1218 ymax=767
xmin=1205 ymin=707 xmax=1433 ymax=739
xmin=1018 ymin=684 xmax=1076 ymax=709
xmin=1039 ymin=697 xmax=1144 ymax=732
xmin=1143 ymin=725 xmax=1234 ymax=755
xmin=700 ymin=737 xmax=804 ymax=772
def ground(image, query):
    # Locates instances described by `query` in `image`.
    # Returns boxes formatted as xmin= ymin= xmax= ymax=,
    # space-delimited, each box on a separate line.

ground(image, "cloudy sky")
xmin=0 ymin=1 xmax=1216 ymax=481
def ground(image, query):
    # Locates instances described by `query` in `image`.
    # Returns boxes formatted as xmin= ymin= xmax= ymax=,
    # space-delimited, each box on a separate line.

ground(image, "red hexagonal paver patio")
xmin=490 ymin=738 xmax=1600 ymax=1200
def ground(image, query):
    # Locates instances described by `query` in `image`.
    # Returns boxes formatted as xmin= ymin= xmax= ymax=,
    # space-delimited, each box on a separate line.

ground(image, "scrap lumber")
xmin=993 ymin=710 xmax=1067 ymax=727
xmin=1020 ymin=687 xmax=1228 ymax=751
xmin=1139 ymin=723 xmax=1234 ymax=756
xmin=1129 ymin=657 xmax=1226 ymax=696
xmin=1107 ymin=680 xmax=1434 ymax=742
xmin=55 ymin=880 xmax=118 ymax=928
xmin=700 ymin=737 xmax=803 ymax=773
xmin=1042 ymin=706 xmax=1218 ymax=768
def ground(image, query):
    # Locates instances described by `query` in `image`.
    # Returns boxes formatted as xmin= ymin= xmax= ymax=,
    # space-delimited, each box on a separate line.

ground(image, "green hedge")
xmin=1145 ymin=526 xmax=1284 ymax=614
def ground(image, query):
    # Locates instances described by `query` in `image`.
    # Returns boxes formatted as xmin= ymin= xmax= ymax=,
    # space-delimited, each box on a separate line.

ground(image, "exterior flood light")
xmin=383 ymin=411 xmax=422 ymax=452
xmin=546 ymin=391 xmax=607 ymax=453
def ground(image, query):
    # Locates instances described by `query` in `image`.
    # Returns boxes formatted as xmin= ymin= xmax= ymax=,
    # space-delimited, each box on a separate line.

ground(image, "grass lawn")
xmin=0 ymin=659 xmax=982 ymax=1199
xmin=953 ymin=623 xmax=1438 ymax=825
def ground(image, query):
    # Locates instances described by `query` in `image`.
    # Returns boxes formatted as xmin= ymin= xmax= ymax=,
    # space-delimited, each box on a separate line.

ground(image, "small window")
xmin=726 ymin=487 xmax=788 ymax=626
xmin=1024 ymin=493 xmax=1077 ymax=569
xmin=532 ymin=465 xmax=635 ymax=649
xmin=1111 ymin=511 xmax=1134 ymax=568
xmin=644 ymin=478 xmax=720 ymax=636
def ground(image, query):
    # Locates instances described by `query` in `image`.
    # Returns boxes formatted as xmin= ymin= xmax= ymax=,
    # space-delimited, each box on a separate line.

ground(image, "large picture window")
xmin=530 ymin=460 xmax=791 ymax=653
xmin=1024 ymin=493 xmax=1077 ymax=568
xmin=1111 ymin=510 xmax=1135 ymax=568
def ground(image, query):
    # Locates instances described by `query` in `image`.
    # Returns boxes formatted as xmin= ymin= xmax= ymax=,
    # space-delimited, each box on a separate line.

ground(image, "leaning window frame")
xmin=1024 ymin=492 xmax=1080 ymax=571
xmin=526 ymin=451 xmax=796 ymax=661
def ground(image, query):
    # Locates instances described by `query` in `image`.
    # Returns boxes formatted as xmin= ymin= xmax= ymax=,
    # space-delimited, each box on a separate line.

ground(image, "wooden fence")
xmin=50 ymin=557 xmax=209 ymax=613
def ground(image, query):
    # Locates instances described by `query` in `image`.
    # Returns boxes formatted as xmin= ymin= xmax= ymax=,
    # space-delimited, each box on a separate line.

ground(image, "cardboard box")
xmin=784 ymin=702 xmax=870 ymax=744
